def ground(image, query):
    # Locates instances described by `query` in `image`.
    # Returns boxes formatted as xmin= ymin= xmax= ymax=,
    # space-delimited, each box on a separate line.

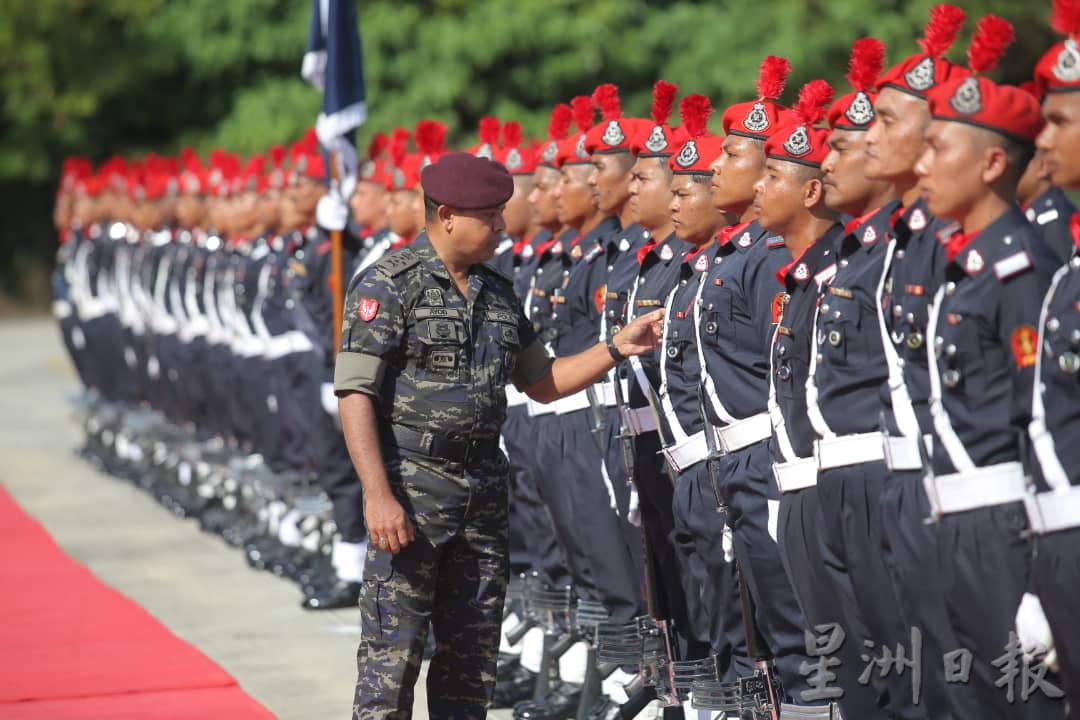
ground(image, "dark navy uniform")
xmin=658 ymin=240 xmax=747 ymax=676
xmin=924 ymin=206 xmax=1060 ymax=719
xmin=875 ymin=201 xmax=975 ymax=718
xmin=694 ymin=220 xmax=815 ymax=701
xmin=771 ymin=225 xmax=882 ymax=718
xmin=806 ymin=204 xmax=924 ymax=719
xmin=541 ymin=215 xmax=644 ymax=624
xmin=1024 ymin=186 xmax=1077 ymax=267
xmin=1027 ymin=224 xmax=1080 ymax=710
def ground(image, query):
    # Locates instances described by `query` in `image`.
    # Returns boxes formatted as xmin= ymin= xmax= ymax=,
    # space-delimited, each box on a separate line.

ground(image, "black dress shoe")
xmin=300 ymin=579 xmax=361 ymax=610
xmin=493 ymin=664 xmax=537 ymax=708
xmin=514 ymin=682 xmax=582 ymax=720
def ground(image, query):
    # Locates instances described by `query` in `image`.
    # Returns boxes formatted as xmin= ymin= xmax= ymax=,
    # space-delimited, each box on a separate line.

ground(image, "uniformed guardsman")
xmin=334 ymin=152 xmax=664 ymax=719
xmin=1025 ymin=1 xmax=1080 ymax=705
xmin=759 ymin=81 xmax=874 ymax=717
xmin=695 ymin=55 xmax=824 ymax=710
xmin=808 ymin=38 xmax=931 ymax=720
xmin=863 ymin=9 xmax=981 ymax=717
xmin=1017 ymin=153 xmax=1077 ymax=267
xmin=916 ymin=17 xmax=1063 ymax=717
xmin=654 ymin=93 xmax=748 ymax=679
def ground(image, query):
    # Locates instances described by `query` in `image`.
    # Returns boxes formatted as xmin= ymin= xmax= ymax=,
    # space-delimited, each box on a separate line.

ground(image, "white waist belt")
xmin=264 ymin=330 xmax=316 ymax=360
xmin=661 ymin=431 xmax=709 ymax=474
xmin=620 ymin=406 xmax=658 ymax=435
xmin=1025 ymin=487 xmax=1080 ymax=535
xmin=506 ymin=385 xmax=529 ymax=408
xmin=554 ymin=389 xmax=592 ymax=415
xmin=883 ymin=435 xmax=924 ymax=471
xmin=527 ymin=398 xmax=556 ymax=417
xmin=924 ymin=462 xmax=1027 ymax=517
xmin=714 ymin=413 xmax=772 ymax=454
xmin=773 ymin=457 xmax=818 ymax=493
xmin=816 ymin=432 xmax=885 ymax=471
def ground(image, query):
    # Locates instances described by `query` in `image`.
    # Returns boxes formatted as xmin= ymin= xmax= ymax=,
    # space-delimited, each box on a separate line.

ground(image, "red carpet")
xmin=0 ymin=485 xmax=274 ymax=719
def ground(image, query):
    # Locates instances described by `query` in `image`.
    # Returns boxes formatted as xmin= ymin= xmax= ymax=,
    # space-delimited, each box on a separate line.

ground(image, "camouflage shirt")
xmin=334 ymin=240 xmax=553 ymax=441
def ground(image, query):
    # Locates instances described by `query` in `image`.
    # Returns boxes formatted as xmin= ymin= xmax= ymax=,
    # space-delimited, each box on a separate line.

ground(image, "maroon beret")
xmin=420 ymin=152 xmax=514 ymax=209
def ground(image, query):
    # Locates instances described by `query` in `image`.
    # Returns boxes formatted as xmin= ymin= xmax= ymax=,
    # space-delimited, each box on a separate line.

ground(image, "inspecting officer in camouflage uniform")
xmin=333 ymin=152 xmax=664 ymax=720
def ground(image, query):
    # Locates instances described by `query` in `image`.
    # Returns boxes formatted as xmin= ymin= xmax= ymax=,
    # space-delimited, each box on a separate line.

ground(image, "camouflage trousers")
xmin=353 ymin=449 xmax=510 ymax=720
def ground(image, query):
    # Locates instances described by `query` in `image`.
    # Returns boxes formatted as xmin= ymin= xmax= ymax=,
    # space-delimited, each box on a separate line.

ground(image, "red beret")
xmin=584 ymin=84 xmax=643 ymax=155
xmin=668 ymin=95 xmax=723 ymax=175
xmin=828 ymin=39 xmax=887 ymax=131
xmin=765 ymin=80 xmax=835 ymax=168
xmin=928 ymin=76 xmax=1045 ymax=144
xmin=421 ymin=152 xmax=514 ymax=209
xmin=878 ymin=4 xmax=969 ymax=100
xmin=494 ymin=122 xmax=538 ymax=176
xmin=632 ymin=80 xmax=685 ymax=158
xmin=555 ymin=96 xmax=596 ymax=167
xmin=721 ymin=56 xmax=795 ymax=140
xmin=1035 ymin=0 xmax=1080 ymax=94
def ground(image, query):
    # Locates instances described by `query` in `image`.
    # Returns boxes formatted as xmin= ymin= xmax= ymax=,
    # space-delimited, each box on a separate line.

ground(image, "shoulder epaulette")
xmin=993 ymin=251 xmax=1032 ymax=281
xmin=374 ymin=247 xmax=421 ymax=277
xmin=936 ymin=222 xmax=962 ymax=245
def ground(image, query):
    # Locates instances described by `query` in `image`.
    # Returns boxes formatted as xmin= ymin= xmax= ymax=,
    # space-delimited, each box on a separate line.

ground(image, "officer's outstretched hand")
xmin=614 ymin=309 xmax=666 ymax=357
xmin=365 ymin=491 xmax=415 ymax=555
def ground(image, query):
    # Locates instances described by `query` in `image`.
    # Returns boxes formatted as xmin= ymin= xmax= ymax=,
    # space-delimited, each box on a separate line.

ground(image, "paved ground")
xmin=1 ymin=318 xmax=518 ymax=720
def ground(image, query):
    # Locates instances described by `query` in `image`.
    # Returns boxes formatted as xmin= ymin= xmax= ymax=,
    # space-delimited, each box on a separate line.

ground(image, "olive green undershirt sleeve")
xmin=333 ymin=351 xmax=387 ymax=397
xmin=511 ymin=340 xmax=554 ymax=391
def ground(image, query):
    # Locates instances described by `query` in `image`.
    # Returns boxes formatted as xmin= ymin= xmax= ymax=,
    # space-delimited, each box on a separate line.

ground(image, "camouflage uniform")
xmin=334 ymin=240 xmax=554 ymax=720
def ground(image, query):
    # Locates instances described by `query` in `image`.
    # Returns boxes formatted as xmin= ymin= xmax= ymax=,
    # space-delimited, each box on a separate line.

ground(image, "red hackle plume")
xmin=549 ymin=104 xmax=573 ymax=141
xmin=968 ymin=15 xmax=1015 ymax=74
xmin=1018 ymin=80 xmax=1041 ymax=98
xmin=846 ymin=38 xmax=886 ymax=91
xmin=651 ymin=81 xmax=678 ymax=124
xmin=478 ymin=116 xmax=501 ymax=145
xmin=919 ymin=4 xmax=967 ymax=57
xmin=389 ymin=128 xmax=410 ymax=167
xmin=502 ymin=121 xmax=523 ymax=149
xmin=269 ymin=145 xmax=286 ymax=169
xmin=793 ymin=80 xmax=834 ymax=126
xmin=757 ymin=56 xmax=792 ymax=100
xmin=367 ymin=132 xmax=389 ymax=160
xmin=415 ymin=120 xmax=447 ymax=156
xmin=301 ymin=127 xmax=319 ymax=153
xmin=679 ymin=94 xmax=714 ymax=139
xmin=1052 ymin=0 xmax=1080 ymax=36
xmin=571 ymin=95 xmax=596 ymax=133
xmin=593 ymin=84 xmax=622 ymax=120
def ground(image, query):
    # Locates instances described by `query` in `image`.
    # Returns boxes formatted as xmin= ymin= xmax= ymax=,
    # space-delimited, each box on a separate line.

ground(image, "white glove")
xmin=627 ymin=487 xmax=641 ymax=528
xmin=316 ymin=193 xmax=348 ymax=232
xmin=722 ymin=523 xmax=735 ymax=564
xmin=1016 ymin=592 xmax=1058 ymax=670
xmin=320 ymin=382 xmax=338 ymax=416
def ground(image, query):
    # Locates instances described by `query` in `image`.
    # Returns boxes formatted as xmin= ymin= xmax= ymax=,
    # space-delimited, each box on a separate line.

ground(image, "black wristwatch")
xmin=606 ymin=335 xmax=627 ymax=363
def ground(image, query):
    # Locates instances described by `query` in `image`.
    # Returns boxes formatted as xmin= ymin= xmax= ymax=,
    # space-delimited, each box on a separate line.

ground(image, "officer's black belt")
xmin=389 ymin=424 xmax=499 ymax=465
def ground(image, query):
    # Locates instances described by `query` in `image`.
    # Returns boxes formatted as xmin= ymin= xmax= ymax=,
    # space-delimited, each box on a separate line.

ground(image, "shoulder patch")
xmin=1011 ymin=325 xmax=1038 ymax=369
xmin=375 ymin=248 xmax=421 ymax=277
xmin=993 ymin=251 xmax=1032 ymax=281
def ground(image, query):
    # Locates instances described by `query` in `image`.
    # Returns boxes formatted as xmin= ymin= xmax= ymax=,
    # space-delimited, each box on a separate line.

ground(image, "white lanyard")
xmin=1029 ymin=264 xmax=1072 ymax=491
xmin=876 ymin=238 xmax=922 ymax=438
xmin=926 ymin=284 xmax=976 ymax=472
xmin=692 ymin=269 xmax=739 ymax=426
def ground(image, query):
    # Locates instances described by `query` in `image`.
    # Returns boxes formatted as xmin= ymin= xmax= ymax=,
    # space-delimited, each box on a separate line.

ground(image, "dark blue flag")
xmin=301 ymin=0 xmax=366 ymax=192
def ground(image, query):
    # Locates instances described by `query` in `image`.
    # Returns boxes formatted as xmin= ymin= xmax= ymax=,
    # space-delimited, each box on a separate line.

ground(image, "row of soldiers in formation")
xmin=55 ymin=2 xmax=1080 ymax=719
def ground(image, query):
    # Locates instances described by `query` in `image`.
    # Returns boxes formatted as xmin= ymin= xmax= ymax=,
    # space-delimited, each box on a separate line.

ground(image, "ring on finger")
xmin=378 ymin=537 xmax=388 ymax=548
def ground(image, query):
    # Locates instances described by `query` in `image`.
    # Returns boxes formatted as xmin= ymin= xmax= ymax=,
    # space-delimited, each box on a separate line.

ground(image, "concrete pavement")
xmin=0 ymin=318 xmax=522 ymax=720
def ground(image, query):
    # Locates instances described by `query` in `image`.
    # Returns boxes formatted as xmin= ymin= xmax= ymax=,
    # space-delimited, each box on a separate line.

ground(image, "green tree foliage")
xmin=0 ymin=0 xmax=1059 ymax=302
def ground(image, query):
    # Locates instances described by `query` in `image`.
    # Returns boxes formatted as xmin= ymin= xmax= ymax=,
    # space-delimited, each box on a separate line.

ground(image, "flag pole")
xmin=330 ymin=154 xmax=344 ymax=357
